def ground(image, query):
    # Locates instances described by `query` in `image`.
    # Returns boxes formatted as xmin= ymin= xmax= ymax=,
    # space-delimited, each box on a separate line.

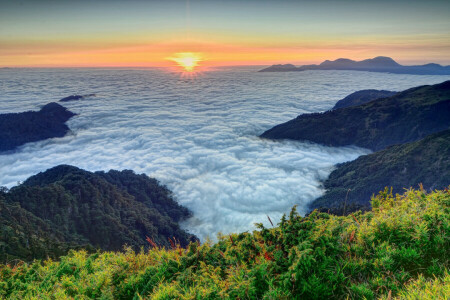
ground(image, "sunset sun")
xmin=168 ymin=52 xmax=203 ymax=72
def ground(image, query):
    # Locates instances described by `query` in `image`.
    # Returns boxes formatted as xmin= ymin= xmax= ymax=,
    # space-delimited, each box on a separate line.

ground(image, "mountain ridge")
xmin=0 ymin=102 xmax=75 ymax=152
xmin=310 ymin=129 xmax=450 ymax=213
xmin=259 ymin=56 xmax=450 ymax=75
xmin=261 ymin=80 xmax=450 ymax=151
xmin=332 ymin=89 xmax=397 ymax=110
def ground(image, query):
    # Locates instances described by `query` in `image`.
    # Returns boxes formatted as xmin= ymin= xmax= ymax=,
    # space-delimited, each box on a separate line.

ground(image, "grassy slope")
xmin=261 ymin=80 xmax=450 ymax=151
xmin=1 ymin=187 xmax=449 ymax=299
xmin=311 ymin=129 xmax=450 ymax=212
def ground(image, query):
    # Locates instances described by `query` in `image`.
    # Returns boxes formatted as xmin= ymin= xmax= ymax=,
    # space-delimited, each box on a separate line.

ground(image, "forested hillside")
xmin=261 ymin=80 xmax=450 ymax=151
xmin=0 ymin=165 xmax=196 ymax=262
xmin=311 ymin=129 xmax=450 ymax=213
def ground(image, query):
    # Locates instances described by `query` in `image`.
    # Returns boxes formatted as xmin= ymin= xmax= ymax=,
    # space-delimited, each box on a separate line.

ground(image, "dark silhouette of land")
xmin=332 ymin=90 xmax=397 ymax=110
xmin=310 ymin=129 xmax=450 ymax=213
xmin=0 ymin=103 xmax=76 ymax=152
xmin=59 ymin=94 xmax=96 ymax=102
xmin=261 ymin=80 xmax=450 ymax=214
xmin=259 ymin=56 xmax=450 ymax=75
xmin=261 ymin=81 xmax=450 ymax=151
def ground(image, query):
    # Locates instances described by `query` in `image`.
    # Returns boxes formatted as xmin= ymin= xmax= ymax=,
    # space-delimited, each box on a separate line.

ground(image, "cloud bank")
xmin=1 ymin=67 xmax=448 ymax=240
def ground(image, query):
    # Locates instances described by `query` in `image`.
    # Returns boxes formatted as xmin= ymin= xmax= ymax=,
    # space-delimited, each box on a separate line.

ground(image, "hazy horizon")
xmin=1 ymin=0 xmax=449 ymax=68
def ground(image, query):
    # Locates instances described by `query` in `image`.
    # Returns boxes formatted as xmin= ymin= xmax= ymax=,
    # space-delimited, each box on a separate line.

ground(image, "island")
xmin=259 ymin=56 xmax=450 ymax=75
xmin=59 ymin=94 xmax=96 ymax=102
xmin=0 ymin=102 xmax=76 ymax=152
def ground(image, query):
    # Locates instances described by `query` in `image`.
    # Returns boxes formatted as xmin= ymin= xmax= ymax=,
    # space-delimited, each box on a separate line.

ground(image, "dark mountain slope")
xmin=261 ymin=80 xmax=450 ymax=151
xmin=1 ymin=165 xmax=196 ymax=262
xmin=332 ymin=89 xmax=397 ymax=109
xmin=310 ymin=129 xmax=450 ymax=213
xmin=96 ymin=169 xmax=190 ymax=222
xmin=0 ymin=103 xmax=75 ymax=152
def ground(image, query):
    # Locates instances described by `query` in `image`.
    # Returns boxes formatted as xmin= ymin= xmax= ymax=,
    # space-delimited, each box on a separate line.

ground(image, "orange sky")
xmin=1 ymin=1 xmax=449 ymax=68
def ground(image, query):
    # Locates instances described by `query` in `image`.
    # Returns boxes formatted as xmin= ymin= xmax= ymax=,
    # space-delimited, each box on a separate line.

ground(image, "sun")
xmin=168 ymin=52 xmax=203 ymax=72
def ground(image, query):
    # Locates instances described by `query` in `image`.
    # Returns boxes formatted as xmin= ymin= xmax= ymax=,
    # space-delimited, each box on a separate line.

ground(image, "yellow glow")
xmin=1 ymin=35 xmax=449 ymax=68
xmin=168 ymin=52 xmax=203 ymax=72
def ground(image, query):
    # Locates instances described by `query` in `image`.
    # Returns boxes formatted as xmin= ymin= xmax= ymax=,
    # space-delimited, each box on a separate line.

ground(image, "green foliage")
xmin=0 ymin=165 xmax=196 ymax=262
xmin=1 ymin=187 xmax=448 ymax=299
xmin=311 ymin=129 xmax=450 ymax=211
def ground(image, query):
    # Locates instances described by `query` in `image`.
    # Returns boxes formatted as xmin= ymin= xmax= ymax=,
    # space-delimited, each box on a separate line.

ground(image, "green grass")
xmin=1 ymin=187 xmax=449 ymax=299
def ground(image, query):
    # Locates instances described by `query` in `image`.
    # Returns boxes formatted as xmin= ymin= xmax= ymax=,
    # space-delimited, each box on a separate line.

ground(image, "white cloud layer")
xmin=1 ymin=67 xmax=448 ymax=240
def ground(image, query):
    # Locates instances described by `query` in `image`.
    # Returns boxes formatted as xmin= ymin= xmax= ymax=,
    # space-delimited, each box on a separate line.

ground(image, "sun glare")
xmin=168 ymin=52 xmax=203 ymax=72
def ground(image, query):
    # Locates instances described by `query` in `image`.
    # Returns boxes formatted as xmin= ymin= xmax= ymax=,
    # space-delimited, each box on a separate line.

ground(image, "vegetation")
xmin=311 ymin=129 xmax=450 ymax=213
xmin=332 ymin=89 xmax=397 ymax=110
xmin=0 ymin=165 xmax=196 ymax=262
xmin=261 ymin=80 xmax=450 ymax=151
xmin=0 ymin=102 xmax=75 ymax=152
xmin=1 ymin=187 xmax=448 ymax=299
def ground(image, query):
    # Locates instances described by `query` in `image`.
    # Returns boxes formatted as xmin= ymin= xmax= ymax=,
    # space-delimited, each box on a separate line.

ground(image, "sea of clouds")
xmin=1 ymin=67 xmax=449 ymax=240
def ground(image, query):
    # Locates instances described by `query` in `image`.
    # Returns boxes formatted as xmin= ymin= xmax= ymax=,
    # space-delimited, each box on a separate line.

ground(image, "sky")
xmin=1 ymin=0 xmax=449 ymax=68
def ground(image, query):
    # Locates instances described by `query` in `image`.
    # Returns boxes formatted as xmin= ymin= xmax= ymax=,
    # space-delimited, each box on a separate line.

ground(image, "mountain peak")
xmin=360 ymin=56 xmax=400 ymax=67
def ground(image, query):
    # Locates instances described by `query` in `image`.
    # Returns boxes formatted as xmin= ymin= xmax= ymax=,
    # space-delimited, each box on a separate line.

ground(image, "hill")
xmin=332 ymin=89 xmax=397 ymax=110
xmin=259 ymin=56 xmax=450 ymax=75
xmin=0 ymin=165 xmax=196 ymax=262
xmin=0 ymin=103 xmax=75 ymax=152
xmin=261 ymin=80 xmax=450 ymax=151
xmin=310 ymin=129 xmax=450 ymax=213
xmin=1 ymin=187 xmax=448 ymax=299
xmin=59 ymin=94 xmax=96 ymax=102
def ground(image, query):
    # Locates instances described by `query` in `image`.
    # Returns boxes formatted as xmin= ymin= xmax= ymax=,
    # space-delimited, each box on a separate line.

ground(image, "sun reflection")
xmin=168 ymin=52 xmax=202 ymax=72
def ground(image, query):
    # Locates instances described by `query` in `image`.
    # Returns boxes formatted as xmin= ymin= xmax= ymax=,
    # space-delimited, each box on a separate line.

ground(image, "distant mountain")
xmin=261 ymin=80 xmax=450 ymax=151
xmin=259 ymin=56 xmax=450 ymax=75
xmin=0 ymin=165 xmax=197 ymax=262
xmin=59 ymin=94 xmax=96 ymax=102
xmin=310 ymin=129 xmax=450 ymax=213
xmin=0 ymin=103 xmax=75 ymax=152
xmin=332 ymin=89 xmax=397 ymax=110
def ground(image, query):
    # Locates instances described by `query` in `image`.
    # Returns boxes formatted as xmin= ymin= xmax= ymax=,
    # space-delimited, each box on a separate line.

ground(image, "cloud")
xmin=1 ymin=68 xmax=448 ymax=240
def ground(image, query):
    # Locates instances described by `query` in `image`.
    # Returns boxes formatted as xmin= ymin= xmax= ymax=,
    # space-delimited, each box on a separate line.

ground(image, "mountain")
xmin=310 ymin=129 xmax=450 ymax=213
xmin=0 ymin=191 xmax=77 ymax=262
xmin=2 ymin=187 xmax=448 ymax=299
xmin=0 ymin=102 xmax=75 ymax=152
xmin=332 ymin=89 xmax=397 ymax=110
xmin=0 ymin=165 xmax=196 ymax=261
xmin=59 ymin=94 xmax=96 ymax=102
xmin=259 ymin=56 xmax=450 ymax=75
xmin=261 ymin=80 xmax=450 ymax=151
xmin=258 ymin=64 xmax=298 ymax=72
